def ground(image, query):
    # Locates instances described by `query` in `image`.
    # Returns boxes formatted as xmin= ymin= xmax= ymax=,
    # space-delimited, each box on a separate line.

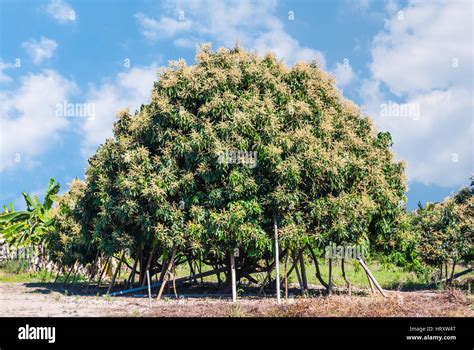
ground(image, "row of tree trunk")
xmin=45 ymin=218 xmax=387 ymax=300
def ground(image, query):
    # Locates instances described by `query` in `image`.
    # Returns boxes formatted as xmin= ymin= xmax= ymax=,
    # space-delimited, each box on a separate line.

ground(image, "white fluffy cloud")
xmin=0 ymin=70 xmax=77 ymax=171
xmin=45 ymin=0 xmax=76 ymax=23
xmin=332 ymin=61 xmax=356 ymax=88
xmin=22 ymin=37 xmax=58 ymax=64
xmin=370 ymin=1 xmax=471 ymax=96
xmin=136 ymin=0 xmax=325 ymax=66
xmin=252 ymin=20 xmax=326 ymax=67
xmin=0 ymin=60 xmax=13 ymax=83
xmin=135 ymin=13 xmax=193 ymax=40
xmin=362 ymin=0 xmax=473 ymax=187
xmin=80 ymin=64 xmax=159 ymax=157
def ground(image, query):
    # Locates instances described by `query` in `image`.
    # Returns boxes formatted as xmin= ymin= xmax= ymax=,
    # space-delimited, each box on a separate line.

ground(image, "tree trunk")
xmin=444 ymin=262 xmax=448 ymax=287
xmin=187 ymin=256 xmax=196 ymax=284
xmin=341 ymin=258 xmax=352 ymax=296
xmin=156 ymin=246 xmax=178 ymax=300
xmin=127 ymin=251 xmax=140 ymax=289
xmin=216 ymin=265 xmax=222 ymax=287
xmin=71 ymin=264 xmax=80 ymax=285
xmin=308 ymin=246 xmax=328 ymax=289
xmin=258 ymin=263 xmax=273 ymax=297
xmin=107 ymin=252 xmax=125 ymax=294
xmin=62 ymin=263 xmax=75 ymax=287
xmin=328 ymin=258 xmax=333 ymax=296
xmin=138 ymin=250 xmax=148 ymax=286
xmin=141 ymin=246 xmax=157 ymax=286
xmin=299 ymin=253 xmax=308 ymax=292
xmin=294 ymin=258 xmax=304 ymax=294
xmin=449 ymin=261 xmax=456 ymax=286
xmin=273 ymin=215 xmax=281 ymax=304
xmin=85 ymin=253 xmax=99 ymax=291
xmin=171 ymin=265 xmax=178 ymax=298
xmin=198 ymin=261 xmax=203 ymax=283
xmin=97 ymin=257 xmax=110 ymax=287
xmin=284 ymin=251 xmax=301 ymax=283
xmin=53 ymin=263 xmax=63 ymax=284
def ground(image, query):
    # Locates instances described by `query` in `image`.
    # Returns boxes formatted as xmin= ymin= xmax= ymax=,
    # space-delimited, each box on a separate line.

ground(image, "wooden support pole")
xmin=230 ymin=254 xmax=237 ymax=302
xmin=146 ymin=269 xmax=152 ymax=308
xmin=366 ymin=270 xmax=375 ymax=294
xmin=357 ymin=258 xmax=386 ymax=297
xmin=284 ymin=255 xmax=288 ymax=301
xmin=328 ymin=258 xmax=333 ymax=296
xmin=273 ymin=216 xmax=281 ymax=304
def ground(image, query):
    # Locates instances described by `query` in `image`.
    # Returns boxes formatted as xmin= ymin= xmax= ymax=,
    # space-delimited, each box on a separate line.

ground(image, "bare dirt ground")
xmin=0 ymin=282 xmax=472 ymax=317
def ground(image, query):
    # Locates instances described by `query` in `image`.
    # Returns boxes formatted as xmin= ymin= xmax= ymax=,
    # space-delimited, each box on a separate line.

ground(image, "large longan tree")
xmin=54 ymin=44 xmax=406 ymax=288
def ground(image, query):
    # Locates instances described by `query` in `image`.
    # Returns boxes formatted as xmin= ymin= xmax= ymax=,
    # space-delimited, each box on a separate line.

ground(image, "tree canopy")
xmin=50 ymin=44 xmax=407 ymax=282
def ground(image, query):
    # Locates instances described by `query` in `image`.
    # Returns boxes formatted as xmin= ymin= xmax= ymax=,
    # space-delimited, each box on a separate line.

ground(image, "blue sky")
xmin=0 ymin=0 xmax=472 ymax=211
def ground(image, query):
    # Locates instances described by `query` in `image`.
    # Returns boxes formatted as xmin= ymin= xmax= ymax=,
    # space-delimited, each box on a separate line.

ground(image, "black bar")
xmin=0 ymin=317 xmax=472 ymax=348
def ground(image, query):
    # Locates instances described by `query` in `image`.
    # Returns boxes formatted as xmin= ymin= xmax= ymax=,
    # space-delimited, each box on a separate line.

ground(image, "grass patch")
xmin=172 ymin=258 xmax=431 ymax=290
xmin=1 ymin=257 xmax=469 ymax=292
xmin=0 ymin=267 xmax=54 ymax=283
xmin=0 ymin=260 xmax=87 ymax=284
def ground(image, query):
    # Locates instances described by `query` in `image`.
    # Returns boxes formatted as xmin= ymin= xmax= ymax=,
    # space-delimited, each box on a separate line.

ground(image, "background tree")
xmin=413 ymin=176 xmax=473 ymax=283
xmin=0 ymin=178 xmax=60 ymax=268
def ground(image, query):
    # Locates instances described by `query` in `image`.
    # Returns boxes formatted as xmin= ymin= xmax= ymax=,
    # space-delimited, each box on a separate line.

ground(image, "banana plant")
xmin=0 ymin=178 xmax=60 ymax=248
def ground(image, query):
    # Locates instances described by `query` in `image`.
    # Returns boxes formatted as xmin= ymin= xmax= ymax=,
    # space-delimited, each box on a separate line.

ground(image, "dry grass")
xmin=265 ymin=290 xmax=473 ymax=317
xmin=0 ymin=282 xmax=471 ymax=317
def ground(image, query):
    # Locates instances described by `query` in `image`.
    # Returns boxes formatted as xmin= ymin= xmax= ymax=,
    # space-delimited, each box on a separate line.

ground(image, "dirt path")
xmin=0 ymin=282 xmax=472 ymax=317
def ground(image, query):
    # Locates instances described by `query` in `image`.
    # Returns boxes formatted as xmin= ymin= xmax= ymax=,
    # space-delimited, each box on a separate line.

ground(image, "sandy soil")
xmin=0 ymin=282 xmax=472 ymax=317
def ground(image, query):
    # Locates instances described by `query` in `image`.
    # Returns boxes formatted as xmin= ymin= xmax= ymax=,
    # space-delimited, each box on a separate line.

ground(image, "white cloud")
xmin=0 ymin=70 xmax=77 ymax=171
xmin=45 ymin=0 xmax=76 ymax=23
xmin=362 ymin=0 xmax=473 ymax=187
xmin=173 ymin=37 xmax=201 ymax=49
xmin=135 ymin=13 xmax=193 ymax=40
xmin=252 ymin=20 xmax=326 ymax=67
xmin=136 ymin=0 xmax=324 ymax=66
xmin=80 ymin=64 xmax=159 ymax=157
xmin=22 ymin=37 xmax=58 ymax=64
xmin=346 ymin=0 xmax=375 ymax=11
xmin=332 ymin=61 xmax=356 ymax=88
xmin=0 ymin=60 xmax=13 ymax=83
xmin=370 ymin=0 xmax=471 ymax=97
